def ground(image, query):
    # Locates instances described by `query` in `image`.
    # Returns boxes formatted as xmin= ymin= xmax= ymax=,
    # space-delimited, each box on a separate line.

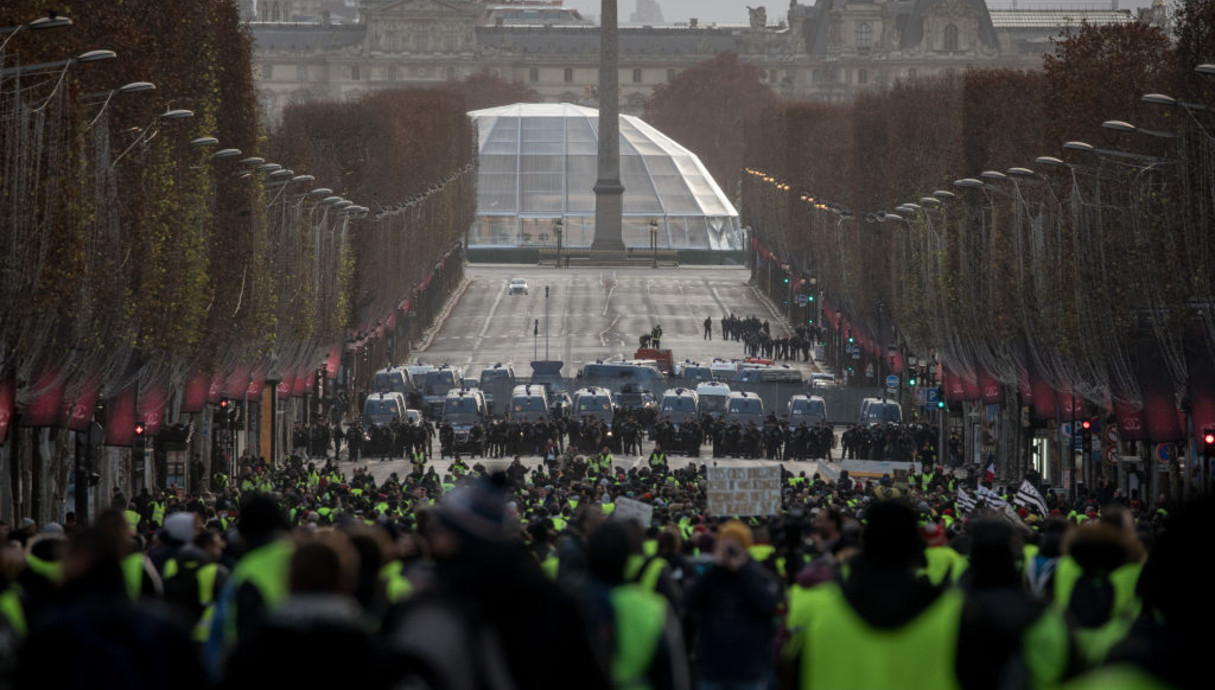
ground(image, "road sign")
xmin=1155 ymin=443 xmax=1171 ymax=464
xmin=864 ymin=363 xmax=874 ymax=378
xmin=796 ymin=294 xmax=807 ymax=306
xmin=885 ymin=374 xmax=899 ymax=389
xmin=925 ymin=388 xmax=939 ymax=403
xmin=1104 ymin=446 xmax=1118 ymax=466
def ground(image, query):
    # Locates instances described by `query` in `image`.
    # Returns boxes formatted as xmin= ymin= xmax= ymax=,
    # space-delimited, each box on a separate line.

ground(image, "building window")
xmin=858 ymin=68 xmax=868 ymax=84
xmin=944 ymin=23 xmax=959 ymax=52
xmin=907 ymin=68 xmax=917 ymax=80
xmin=856 ymin=22 xmax=872 ymax=49
xmin=387 ymin=65 xmax=398 ymax=81
xmin=564 ymin=67 xmax=574 ymax=83
xmin=666 ymin=68 xmax=676 ymax=81
xmin=296 ymin=65 xmax=307 ymax=82
xmin=446 ymin=66 xmax=457 ymax=81
xmin=529 ymin=67 xmax=539 ymax=83
xmin=632 ymin=68 xmax=642 ymax=83
xmin=351 ymin=65 xmax=360 ymax=80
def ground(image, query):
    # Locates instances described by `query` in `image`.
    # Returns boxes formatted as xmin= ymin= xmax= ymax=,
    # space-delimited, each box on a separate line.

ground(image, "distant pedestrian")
xmin=704 ymin=317 xmax=712 ymax=340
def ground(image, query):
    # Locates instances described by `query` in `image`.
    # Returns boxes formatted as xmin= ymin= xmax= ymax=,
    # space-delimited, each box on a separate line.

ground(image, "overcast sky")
xmin=562 ymin=0 xmax=1161 ymax=26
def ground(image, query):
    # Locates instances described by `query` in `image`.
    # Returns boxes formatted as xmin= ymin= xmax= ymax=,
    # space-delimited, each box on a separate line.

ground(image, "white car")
xmin=508 ymin=279 xmax=528 ymax=295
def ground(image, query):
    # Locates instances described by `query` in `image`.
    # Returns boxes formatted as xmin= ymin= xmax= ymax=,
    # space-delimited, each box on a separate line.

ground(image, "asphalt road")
xmin=416 ymin=264 xmax=812 ymax=378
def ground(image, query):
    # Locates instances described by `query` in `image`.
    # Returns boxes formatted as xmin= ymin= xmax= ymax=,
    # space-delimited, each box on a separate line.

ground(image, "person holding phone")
xmin=685 ymin=521 xmax=781 ymax=690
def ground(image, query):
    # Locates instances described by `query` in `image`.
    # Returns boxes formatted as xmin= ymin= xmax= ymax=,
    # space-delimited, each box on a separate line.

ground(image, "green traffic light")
xmin=908 ymin=377 xmax=917 ymax=387
xmin=848 ymin=337 xmax=854 ymax=343
xmin=937 ymin=400 xmax=946 ymax=409
xmin=783 ymin=277 xmax=789 ymax=284
xmin=808 ymin=294 xmax=815 ymax=302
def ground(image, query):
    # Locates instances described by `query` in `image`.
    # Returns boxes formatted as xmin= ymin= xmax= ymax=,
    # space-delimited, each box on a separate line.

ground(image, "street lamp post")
xmin=545 ymin=285 xmax=551 ymax=360
xmin=649 ymin=218 xmax=658 ymax=268
xmin=554 ymin=218 xmax=564 ymax=268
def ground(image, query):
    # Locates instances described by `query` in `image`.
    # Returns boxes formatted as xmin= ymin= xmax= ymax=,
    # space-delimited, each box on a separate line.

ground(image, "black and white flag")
xmin=976 ymin=485 xmax=1008 ymax=508
xmin=956 ymin=487 xmax=977 ymax=514
xmin=1014 ymin=479 xmax=1048 ymax=516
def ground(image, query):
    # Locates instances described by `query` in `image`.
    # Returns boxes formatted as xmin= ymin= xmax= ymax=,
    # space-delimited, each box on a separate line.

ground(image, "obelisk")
xmin=592 ymin=0 xmax=625 ymax=250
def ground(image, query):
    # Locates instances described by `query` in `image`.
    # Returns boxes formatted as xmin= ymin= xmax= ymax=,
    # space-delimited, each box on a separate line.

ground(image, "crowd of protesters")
xmin=0 ymin=438 xmax=1202 ymax=690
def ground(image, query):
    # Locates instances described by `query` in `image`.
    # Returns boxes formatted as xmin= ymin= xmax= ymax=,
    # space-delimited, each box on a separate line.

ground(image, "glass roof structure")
xmin=468 ymin=103 xmax=743 ymax=251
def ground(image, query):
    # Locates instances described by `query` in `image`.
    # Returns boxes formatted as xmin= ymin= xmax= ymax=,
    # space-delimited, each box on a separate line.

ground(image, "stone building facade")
xmin=250 ymin=0 xmax=1141 ymax=121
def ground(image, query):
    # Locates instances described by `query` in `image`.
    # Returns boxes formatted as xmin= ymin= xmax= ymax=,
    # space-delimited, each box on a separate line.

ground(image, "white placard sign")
xmin=706 ymin=464 xmax=782 ymax=517
xmin=612 ymin=497 xmax=654 ymax=529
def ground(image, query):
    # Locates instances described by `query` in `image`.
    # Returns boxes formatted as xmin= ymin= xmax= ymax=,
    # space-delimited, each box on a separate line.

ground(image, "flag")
xmin=1014 ymin=479 xmax=1048 ymax=516
xmin=976 ymin=485 xmax=1007 ymax=508
xmin=956 ymin=487 xmax=977 ymax=515
xmin=984 ymin=460 xmax=996 ymax=483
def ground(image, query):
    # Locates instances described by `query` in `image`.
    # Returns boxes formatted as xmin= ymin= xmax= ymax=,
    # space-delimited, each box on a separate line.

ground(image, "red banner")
xmin=183 ymin=371 xmax=210 ymax=413
xmin=138 ymin=381 xmax=168 ymax=436
xmin=276 ymin=374 xmax=294 ymax=398
xmin=979 ymin=370 xmax=1002 ymax=405
xmin=104 ymin=386 xmax=138 ymax=446
xmin=0 ymin=369 xmax=14 ymax=444
xmin=1139 ymin=351 xmax=1183 ymax=443
xmin=944 ymin=369 xmax=966 ymax=401
xmin=1113 ymin=399 xmax=1146 ymax=442
xmin=23 ymin=365 xmax=64 ymax=427
xmin=1055 ymin=388 xmax=1085 ymax=419
xmin=961 ymin=373 xmax=981 ymax=401
xmin=326 ymin=346 xmax=341 ymax=380
xmin=291 ymin=369 xmax=313 ymax=398
xmin=1029 ymin=370 xmax=1056 ymax=420
xmin=66 ymin=378 xmax=100 ymax=432
xmin=224 ymin=365 xmax=251 ymax=398
xmin=245 ymin=369 xmax=266 ymax=403
xmin=207 ymin=371 xmax=225 ymax=404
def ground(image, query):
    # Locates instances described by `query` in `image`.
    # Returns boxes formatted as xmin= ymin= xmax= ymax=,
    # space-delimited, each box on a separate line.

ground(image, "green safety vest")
xmin=642 ymin=539 xmax=659 ymax=558
xmin=380 ymin=560 xmax=414 ymax=603
xmin=541 ymin=554 xmax=560 ymax=580
xmin=1022 ymin=608 xmax=1072 ymax=689
xmin=25 ymin=554 xmax=63 ymax=585
xmin=748 ymin=544 xmax=776 ymax=564
xmin=124 ymin=510 xmax=142 ymax=533
xmin=649 ymin=453 xmax=666 ymax=467
xmin=783 ymin=583 xmax=835 ymax=660
xmin=151 ymin=501 xmax=165 ymax=526
xmin=920 ymin=546 xmax=964 ymax=586
xmin=164 ymin=558 xmax=220 ymax=607
xmin=800 ymin=583 xmax=964 ymax=690
xmin=602 ymin=502 xmax=616 ymax=515
xmin=610 ymin=584 xmax=667 ymax=690
xmin=552 ymin=516 xmax=568 ymax=532
xmin=1059 ymin=665 xmax=1177 ymax=690
xmin=224 ymin=539 xmax=294 ymax=645
xmin=122 ymin=553 xmax=148 ymax=601
xmin=0 ymin=587 xmax=26 ymax=638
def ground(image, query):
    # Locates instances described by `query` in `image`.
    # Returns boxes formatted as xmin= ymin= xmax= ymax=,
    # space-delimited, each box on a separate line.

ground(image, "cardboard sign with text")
xmin=612 ymin=497 xmax=654 ymax=529
xmin=706 ymin=464 xmax=782 ymax=517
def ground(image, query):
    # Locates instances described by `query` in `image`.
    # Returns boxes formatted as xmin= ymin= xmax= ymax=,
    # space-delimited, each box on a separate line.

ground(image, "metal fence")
xmin=474 ymin=377 xmax=885 ymax=424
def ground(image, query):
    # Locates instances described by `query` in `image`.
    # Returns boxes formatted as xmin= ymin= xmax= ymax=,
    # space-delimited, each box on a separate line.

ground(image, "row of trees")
xmin=736 ymin=11 xmax=1215 ymax=415
xmin=1 ymin=1 xmax=482 ymax=520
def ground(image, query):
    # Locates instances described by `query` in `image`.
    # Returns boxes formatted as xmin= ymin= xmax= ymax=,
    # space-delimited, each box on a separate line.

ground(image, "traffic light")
xmin=936 ymin=388 xmax=946 ymax=409
xmin=134 ymin=422 xmax=146 ymax=438
xmin=783 ymin=275 xmax=790 ymax=284
xmin=847 ymin=329 xmax=854 ymax=344
xmin=1203 ymin=428 xmax=1215 ymax=459
xmin=908 ymin=376 xmax=917 ymax=387
xmin=1081 ymin=419 xmax=1092 ymax=432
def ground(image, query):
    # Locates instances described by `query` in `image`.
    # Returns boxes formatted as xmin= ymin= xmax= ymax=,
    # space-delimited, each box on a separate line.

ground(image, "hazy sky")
xmin=562 ymin=0 xmax=1161 ymax=26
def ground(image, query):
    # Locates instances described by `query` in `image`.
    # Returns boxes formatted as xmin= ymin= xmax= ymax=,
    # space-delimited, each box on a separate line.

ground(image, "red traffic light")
xmin=1204 ymin=433 xmax=1215 ymax=446
xmin=134 ymin=422 xmax=146 ymax=436
xmin=219 ymin=399 xmax=229 ymax=409
xmin=1081 ymin=420 xmax=1092 ymax=431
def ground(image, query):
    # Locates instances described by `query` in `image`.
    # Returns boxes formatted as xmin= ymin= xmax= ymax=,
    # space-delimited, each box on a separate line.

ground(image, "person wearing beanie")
xmin=582 ymin=522 xmax=689 ymax=690
xmin=686 ymin=520 xmax=779 ymax=690
xmin=151 ymin=512 xmax=199 ymax=576
xmin=385 ymin=473 xmax=609 ymax=690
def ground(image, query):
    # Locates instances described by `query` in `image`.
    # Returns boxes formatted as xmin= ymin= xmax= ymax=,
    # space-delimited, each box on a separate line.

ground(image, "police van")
xmin=572 ymin=386 xmax=615 ymax=424
xmin=787 ymin=394 xmax=828 ymax=426
xmin=361 ymin=392 xmax=408 ymax=456
xmin=579 ymin=361 xmax=663 ymax=392
xmin=709 ymin=359 xmax=739 ymax=382
xmin=859 ymin=397 xmax=902 ymax=425
xmin=422 ymin=365 xmax=463 ymax=418
xmin=696 ymin=383 xmax=731 ymax=419
xmin=659 ymin=388 xmax=700 ymax=426
xmin=674 ymin=361 xmax=714 ymax=382
xmin=509 ymin=385 xmax=550 ymax=424
xmin=372 ymin=366 xmax=412 ymax=395
xmin=442 ymin=388 xmax=488 ymax=455
xmin=725 ymin=391 xmax=765 ymax=427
